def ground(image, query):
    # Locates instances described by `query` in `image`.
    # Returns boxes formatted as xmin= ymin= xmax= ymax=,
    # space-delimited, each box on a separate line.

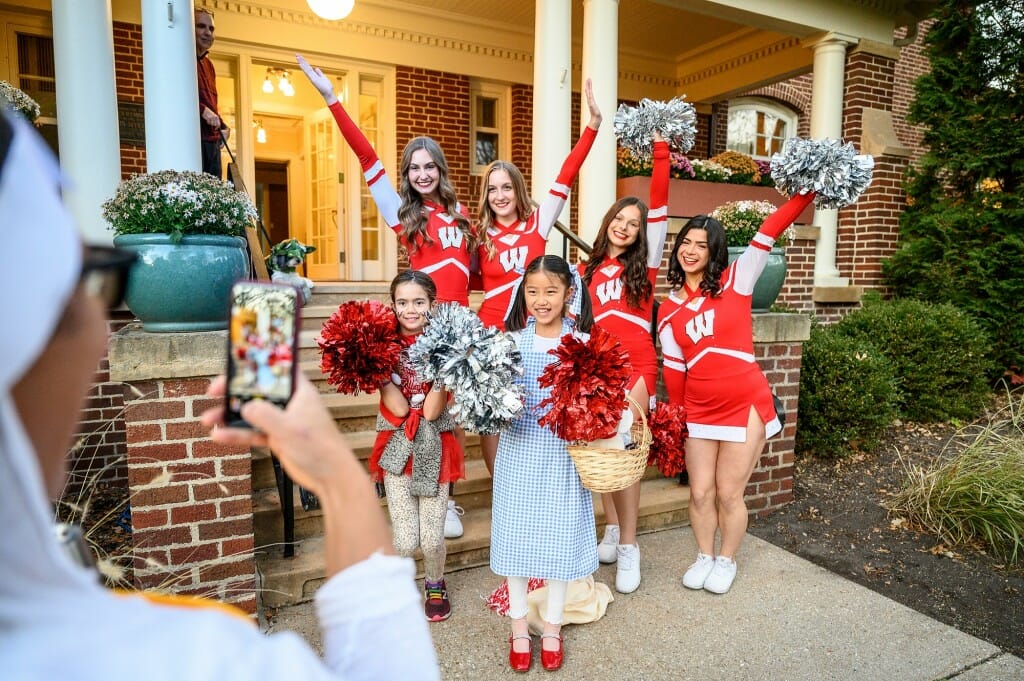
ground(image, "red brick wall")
xmin=511 ymin=83 xmax=533 ymax=190
xmin=123 ymin=376 xmax=255 ymax=613
xmin=748 ymin=342 xmax=801 ymax=514
xmin=892 ymin=23 xmax=931 ymax=164
xmin=113 ymin=21 xmax=146 ymax=177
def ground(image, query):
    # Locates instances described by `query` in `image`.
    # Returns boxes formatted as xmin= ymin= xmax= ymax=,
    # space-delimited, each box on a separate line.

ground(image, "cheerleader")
xmin=298 ymin=54 xmax=472 ymax=538
xmin=473 ymin=78 xmax=602 ymax=475
xmin=578 ymin=130 xmax=670 ymax=594
xmin=657 ymin=192 xmax=815 ymax=594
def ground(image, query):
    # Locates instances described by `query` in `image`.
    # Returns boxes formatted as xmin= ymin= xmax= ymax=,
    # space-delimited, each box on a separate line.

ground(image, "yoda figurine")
xmin=266 ymin=239 xmax=316 ymax=305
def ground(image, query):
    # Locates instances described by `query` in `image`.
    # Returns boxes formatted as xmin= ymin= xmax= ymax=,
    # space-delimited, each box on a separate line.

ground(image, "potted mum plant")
xmin=710 ymin=199 xmax=793 ymax=312
xmin=102 ymin=169 xmax=256 ymax=331
xmin=0 ymin=80 xmax=40 ymax=123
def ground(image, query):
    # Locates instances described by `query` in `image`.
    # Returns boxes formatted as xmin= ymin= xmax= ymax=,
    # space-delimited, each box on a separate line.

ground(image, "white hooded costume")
xmin=0 ymin=112 xmax=438 ymax=681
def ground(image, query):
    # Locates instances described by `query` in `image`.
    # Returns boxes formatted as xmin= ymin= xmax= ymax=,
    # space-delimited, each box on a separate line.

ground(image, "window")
xmin=725 ymin=98 xmax=797 ymax=160
xmin=15 ymin=32 xmax=58 ymax=154
xmin=470 ymin=81 xmax=509 ymax=174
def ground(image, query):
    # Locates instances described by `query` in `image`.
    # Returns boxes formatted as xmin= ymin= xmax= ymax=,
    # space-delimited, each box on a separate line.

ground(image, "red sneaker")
xmin=424 ymin=579 xmax=451 ymax=622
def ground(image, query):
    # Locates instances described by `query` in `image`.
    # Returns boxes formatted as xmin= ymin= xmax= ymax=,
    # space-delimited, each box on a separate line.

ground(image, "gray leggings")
xmin=383 ymin=473 xmax=449 ymax=582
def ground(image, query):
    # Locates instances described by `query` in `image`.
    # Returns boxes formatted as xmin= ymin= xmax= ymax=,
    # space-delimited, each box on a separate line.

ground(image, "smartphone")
xmin=225 ymin=280 xmax=300 ymax=428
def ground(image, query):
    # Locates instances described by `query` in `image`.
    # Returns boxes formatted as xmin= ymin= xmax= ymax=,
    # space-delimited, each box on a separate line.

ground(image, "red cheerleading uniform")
xmin=369 ymin=334 xmax=465 ymax=484
xmin=328 ymin=102 xmax=472 ymax=305
xmin=656 ymin=192 xmax=815 ymax=442
xmin=578 ymin=139 xmax=670 ymax=395
xmin=477 ymin=126 xmax=598 ymax=329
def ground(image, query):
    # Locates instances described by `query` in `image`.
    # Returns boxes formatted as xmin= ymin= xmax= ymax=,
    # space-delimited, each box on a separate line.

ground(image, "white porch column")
xmin=142 ymin=0 xmax=201 ymax=172
xmin=533 ymin=0 xmax=572 ymax=256
xmin=51 ymin=0 xmax=121 ymax=245
xmin=578 ymin=0 xmax=618 ymax=250
xmin=806 ymin=32 xmax=856 ymax=286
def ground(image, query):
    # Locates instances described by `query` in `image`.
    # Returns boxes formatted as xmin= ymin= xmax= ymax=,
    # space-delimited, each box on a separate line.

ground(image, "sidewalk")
xmin=267 ymin=527 xmax=1024 ymax=680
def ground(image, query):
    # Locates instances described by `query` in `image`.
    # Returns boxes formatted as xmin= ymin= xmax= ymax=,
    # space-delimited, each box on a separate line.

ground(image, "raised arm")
xmin=297 ymin=54 xmax=401 ymax=228
xmin=758 ymin=191 xmax=815 ymax=243
xmin=536 ymin=78 xmax=602 ymax=239
xmin=647 ymin=130 xmax=670 ymax=268
xmin=733 ymin=190 xmax=816 ymax=295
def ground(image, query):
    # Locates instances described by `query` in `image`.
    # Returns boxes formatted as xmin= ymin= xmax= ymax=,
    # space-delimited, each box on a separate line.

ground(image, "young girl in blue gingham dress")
xmin=490 ymin=255 xmax=598 ymax=672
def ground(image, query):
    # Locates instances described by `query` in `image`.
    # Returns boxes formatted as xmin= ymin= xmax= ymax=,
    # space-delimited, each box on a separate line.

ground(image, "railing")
xmin=529 ymin=199 xmax=592 ymax=260
xmin=221 ymin=132 xmax=271 ymax=281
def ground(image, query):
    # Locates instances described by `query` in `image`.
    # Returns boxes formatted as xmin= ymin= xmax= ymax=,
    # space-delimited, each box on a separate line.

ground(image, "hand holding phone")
xmin=225 ymin=280 xmax=300 ymax=427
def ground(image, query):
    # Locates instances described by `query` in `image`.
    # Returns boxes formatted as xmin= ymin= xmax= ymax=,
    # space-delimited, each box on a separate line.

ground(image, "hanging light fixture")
xmin=255 ymin=120 xmax=267 ymax=144
xmin=262 ymin=72 xmax=274 ymax=94
xmin=307 ymin=0 xmax=354 ymax=21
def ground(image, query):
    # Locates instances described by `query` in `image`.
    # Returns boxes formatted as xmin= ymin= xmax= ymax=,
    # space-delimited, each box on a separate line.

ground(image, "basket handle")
xmin=623 ymin=394 xmax=648 ymax=432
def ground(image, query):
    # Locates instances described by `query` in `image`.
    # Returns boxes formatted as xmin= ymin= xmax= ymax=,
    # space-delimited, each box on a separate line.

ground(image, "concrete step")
xmin=254 ymin=457 xmax=493 ymax=547
xmin=307 ymin=282 xmax=391 ymax=306
xmin=256 ymin=475 xmax=690 ymax=608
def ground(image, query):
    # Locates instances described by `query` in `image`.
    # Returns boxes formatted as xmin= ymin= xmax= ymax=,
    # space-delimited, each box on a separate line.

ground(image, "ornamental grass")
xmin=888 ymin=388 xmax=1024 ymax=565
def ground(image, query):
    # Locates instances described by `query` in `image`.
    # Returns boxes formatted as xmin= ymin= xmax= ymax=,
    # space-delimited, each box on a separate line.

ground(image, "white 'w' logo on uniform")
xmin=499 ymin=246 xmax=527 ymax=273
xmin=596 ymin=279 xmax=623 ymax=305
xmin=685 ymin=309 xmax=715 ymax=344
xmin=438 ymin=227 xmax=464 ymax=249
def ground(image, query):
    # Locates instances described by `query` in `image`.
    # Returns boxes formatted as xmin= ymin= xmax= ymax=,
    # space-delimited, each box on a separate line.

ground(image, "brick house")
xmin=2 ymin=1 xmax=935 ymax=612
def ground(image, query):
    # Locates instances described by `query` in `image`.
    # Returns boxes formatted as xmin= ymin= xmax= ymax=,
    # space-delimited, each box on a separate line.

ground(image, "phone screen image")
xmin=226 ymin=281 xmax=299 ymax=425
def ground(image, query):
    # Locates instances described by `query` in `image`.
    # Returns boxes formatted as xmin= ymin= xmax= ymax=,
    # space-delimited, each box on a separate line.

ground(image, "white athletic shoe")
xmin=443 ymin=499 xmax=464 ymax=539
xmin=615 ymin=543 xmax=641 ymax=594
xmin=597 ymin=525 xmax=620 ymax=564
xmin=703 ymin=556 xmax=737 ymax=594
xmin=682 ymin=552 xmax=715 ymax=590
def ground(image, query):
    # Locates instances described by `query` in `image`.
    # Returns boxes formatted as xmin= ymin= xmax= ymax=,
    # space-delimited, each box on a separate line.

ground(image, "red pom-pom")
xmin=647 ymin=402 xmax=688 ymax=477
xmin=317 ymin=300 xmax=403 ymax=394
xmin=537 ymin=326 xmax=631 ymax=442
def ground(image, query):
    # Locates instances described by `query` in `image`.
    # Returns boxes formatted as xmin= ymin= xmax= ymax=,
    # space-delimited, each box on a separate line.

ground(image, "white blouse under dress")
xmin=490 ymin=319 xmax=599 ymax=582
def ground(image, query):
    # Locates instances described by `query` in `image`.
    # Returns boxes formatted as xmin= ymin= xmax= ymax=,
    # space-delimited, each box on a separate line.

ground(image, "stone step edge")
xmin=256 ymin=478 xmax=689 ymax=608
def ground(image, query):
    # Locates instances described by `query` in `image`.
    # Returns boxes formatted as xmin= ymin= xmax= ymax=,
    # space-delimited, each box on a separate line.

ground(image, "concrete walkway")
xmin=267 ymin=527 xmax=1024 ymax=680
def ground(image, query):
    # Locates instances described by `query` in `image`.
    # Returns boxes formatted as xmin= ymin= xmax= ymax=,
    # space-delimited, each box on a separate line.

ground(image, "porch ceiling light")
xmin=307 ymin=0 xmax=354 ymax=21
xmin=254 ymin=120 xmax=267 ymax=144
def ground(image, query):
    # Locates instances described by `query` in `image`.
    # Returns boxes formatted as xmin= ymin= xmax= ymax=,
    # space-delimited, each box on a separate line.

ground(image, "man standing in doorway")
xmin=196 ymin=8 xmax=229 ymax=178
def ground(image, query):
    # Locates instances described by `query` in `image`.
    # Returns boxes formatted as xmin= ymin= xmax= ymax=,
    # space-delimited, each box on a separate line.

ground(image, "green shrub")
xmin=888 ymin=388 xmax=1024 ymax=565
xmin=797 ymin=324 xmax=901 ymax=459
xmin=832 ymin=295 xmax=993 ymax=422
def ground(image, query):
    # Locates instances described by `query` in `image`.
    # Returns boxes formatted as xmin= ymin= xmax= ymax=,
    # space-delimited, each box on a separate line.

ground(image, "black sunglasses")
xmin=79 ymin=246 xmax=138 ymax=310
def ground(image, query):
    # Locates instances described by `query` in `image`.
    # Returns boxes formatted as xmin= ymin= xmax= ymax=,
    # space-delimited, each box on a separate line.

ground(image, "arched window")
xmin=725 ymin=98 xmax=798 ymax=160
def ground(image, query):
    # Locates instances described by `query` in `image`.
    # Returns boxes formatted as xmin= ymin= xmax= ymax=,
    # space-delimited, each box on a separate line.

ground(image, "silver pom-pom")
xmin=614 ymin=96 xmax=697 ymax=158
xmin=770 ymin=138 xmax=874 ymax=209
xmin=408 ymin=303 xmax=524 ymax=435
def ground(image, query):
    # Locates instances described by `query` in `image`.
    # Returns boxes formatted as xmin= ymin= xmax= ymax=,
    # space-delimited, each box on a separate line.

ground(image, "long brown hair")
xmin=581 ymin=196 xmax=652 ymax=309
xmin=665 ymin=215 xmax=728 ymax=297
xmin=396 ymin=136 xmax=473 ymax=254
xmin=475 ymin=160 xmax=533 ymax=259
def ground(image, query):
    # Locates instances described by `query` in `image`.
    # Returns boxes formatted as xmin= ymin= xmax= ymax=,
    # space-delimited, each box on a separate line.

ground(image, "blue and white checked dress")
xmin=490 ymin=319 xmax=599 ymax=581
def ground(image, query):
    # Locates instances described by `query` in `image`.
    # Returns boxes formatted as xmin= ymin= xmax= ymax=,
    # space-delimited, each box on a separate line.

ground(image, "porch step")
xmin=257 ymin=476 xmax=690 ymax=608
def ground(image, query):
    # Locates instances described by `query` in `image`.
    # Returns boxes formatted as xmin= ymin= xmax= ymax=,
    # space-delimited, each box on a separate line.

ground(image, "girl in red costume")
xmin=657 ymin=191 xmax=814 ymax=595
xmin=369 ymin=270 xmax=465 ymax=621
xmin=296 ymin=55 xmax=474 ymax=306
xmin=578 ymin=131 xmax=670 ymax=595
xmin=473 ymin=79 xmax=603 ymax=475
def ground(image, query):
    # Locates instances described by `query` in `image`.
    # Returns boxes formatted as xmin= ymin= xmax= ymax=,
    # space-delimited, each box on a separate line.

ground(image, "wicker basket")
xmin=567 ymin=396 xmax=652 ymax=493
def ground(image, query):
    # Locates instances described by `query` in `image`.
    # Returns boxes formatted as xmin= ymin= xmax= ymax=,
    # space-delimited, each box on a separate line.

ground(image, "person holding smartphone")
xmin=0 ymin=110 xmax=438 ymax=680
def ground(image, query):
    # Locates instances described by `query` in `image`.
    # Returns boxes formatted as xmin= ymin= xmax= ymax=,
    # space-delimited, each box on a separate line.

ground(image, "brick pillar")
xmin=109 ymin=325 xmax=256 ymax=613
xmin=837 ymin=41 xmax=913 ymax=299
xmin=747 ymin=313 xmax=810 ymax=515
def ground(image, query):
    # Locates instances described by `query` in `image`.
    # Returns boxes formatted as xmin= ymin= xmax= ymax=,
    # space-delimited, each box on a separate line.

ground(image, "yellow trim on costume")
xmin=113 ymin=589 xmax=255 ymax=625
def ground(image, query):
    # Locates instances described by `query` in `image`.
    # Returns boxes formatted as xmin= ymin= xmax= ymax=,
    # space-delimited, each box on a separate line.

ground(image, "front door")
xmin=304 ymin=107 xmax=345 ymax=280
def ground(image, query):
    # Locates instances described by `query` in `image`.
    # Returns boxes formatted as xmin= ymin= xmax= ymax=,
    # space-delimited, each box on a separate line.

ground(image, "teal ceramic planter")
xmin=114 ymin=234 xmax=249 ymax=332
xmin=728 ymin=246 xmax=786 ymax=313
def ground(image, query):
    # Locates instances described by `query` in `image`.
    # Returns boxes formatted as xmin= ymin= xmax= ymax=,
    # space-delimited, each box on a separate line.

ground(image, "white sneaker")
xmin=597 ymin=525 xmax=619 ymax=564
xmin=615 ymin=543 xmax=641 ymax=594
xmin=682 ymin=552 xmax=715 ymax=589
xmin=443 ymin=500 xmax=464 ymax=539
xmin=703 ymin=556 xmax=737 ymax=594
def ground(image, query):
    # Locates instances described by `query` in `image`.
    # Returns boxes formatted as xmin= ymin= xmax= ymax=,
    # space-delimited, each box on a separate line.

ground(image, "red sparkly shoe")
xmin=541 ymin=633 xmax=563 ymax=671
xmin=508 ymin=635 xmax=532 ymax=672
